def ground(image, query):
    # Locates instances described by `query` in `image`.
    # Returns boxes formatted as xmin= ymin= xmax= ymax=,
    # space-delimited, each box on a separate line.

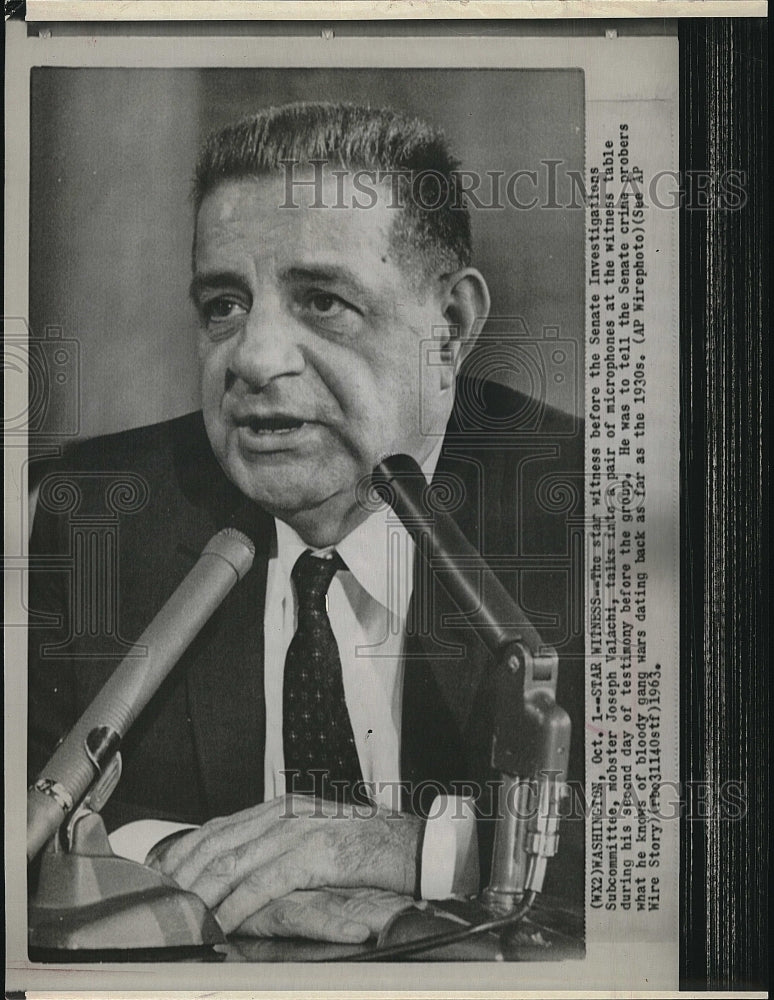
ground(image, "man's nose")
xmin=226 ymin=308 xmax=305 ymax=390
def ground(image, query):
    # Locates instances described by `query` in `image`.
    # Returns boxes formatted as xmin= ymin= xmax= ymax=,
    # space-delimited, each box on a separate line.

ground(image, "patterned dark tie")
xmin=282 ymin=549 xmax=364 ymax=802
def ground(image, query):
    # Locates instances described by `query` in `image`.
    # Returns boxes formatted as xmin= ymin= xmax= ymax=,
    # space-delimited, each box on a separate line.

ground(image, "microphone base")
xmin=28 ymin=812 xmax=226 ymax=958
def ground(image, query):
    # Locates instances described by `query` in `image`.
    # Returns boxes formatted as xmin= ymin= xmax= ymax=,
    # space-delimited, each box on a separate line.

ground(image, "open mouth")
xmin=239 ymin=415 xmax=308 ymax=435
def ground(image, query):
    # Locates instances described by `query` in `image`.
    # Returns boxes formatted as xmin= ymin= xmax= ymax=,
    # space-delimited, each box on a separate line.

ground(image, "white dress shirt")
xmin=263 ymin=500 xmax=413 ymax=810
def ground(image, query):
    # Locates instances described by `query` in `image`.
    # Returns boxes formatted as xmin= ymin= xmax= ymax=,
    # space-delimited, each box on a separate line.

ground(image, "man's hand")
xmin=146 ymin=794 xmax=421 ymax=935
xmin=235 ymin=887 xmax=414 ymax=942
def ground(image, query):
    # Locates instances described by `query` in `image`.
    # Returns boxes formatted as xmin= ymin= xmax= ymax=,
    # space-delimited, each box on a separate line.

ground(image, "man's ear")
xmin=438 ymin=268 xmax=491 ymax=388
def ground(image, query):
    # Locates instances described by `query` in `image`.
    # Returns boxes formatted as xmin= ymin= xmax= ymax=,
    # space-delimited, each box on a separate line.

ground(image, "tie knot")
xmin=292 ymin=549 xmax=345 ymax=608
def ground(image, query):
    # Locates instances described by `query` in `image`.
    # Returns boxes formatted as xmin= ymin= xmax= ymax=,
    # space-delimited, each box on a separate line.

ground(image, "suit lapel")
xmin=170 ymin=415 xmax=275 ymax=818
xmin=184 ymin=543 xmax=270 ymax=817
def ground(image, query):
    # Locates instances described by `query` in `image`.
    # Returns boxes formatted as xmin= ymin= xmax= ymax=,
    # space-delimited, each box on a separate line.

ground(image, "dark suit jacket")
xmin=27 ymin=380 xmax=584 ymax=904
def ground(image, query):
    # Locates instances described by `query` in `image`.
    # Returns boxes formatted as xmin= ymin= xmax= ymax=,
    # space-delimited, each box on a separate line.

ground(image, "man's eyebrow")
xmin=189 ymin=271 xmax=248 ymax=302
xmin=282 ymin=265 xmax=369 ymax=294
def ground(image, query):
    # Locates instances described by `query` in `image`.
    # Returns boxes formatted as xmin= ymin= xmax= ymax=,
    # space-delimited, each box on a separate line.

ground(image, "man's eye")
xmin=201 ymin=297 xmax=247 ymax=323
xmin=305 ymin=292 xmax=350 ymax=318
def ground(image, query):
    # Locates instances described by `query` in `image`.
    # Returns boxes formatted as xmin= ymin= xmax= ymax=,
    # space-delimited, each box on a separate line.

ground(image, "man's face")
xmin=194 ymin=171 xmax=456 ymax=540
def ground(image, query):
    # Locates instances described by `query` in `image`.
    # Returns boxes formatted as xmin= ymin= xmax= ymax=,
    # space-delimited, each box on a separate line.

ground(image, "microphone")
xmin=27 ymin=527 xmax=256 ymax=862
xmin=370 ymin=452 xmax=541 ymax=655
xmin=371 ymin=454 xmax=571 ymax=910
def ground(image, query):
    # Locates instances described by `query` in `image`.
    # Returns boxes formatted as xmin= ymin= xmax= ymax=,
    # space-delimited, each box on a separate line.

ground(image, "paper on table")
xmin=108 ymin=819 xmax=197 ymax=864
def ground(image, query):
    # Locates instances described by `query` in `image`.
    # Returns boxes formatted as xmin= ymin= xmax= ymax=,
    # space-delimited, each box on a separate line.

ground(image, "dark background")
xmin=29 ymin=67 xmax=584 ymax=439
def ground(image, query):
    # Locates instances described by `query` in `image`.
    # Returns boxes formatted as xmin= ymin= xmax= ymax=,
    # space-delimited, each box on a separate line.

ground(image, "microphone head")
xmin=204 ymin=528 xmax=256 ymax=581
xmin=372 ymin=453 xmax=423 ymax=486
xmin=370 ymin=453 xmax=429 ymax=524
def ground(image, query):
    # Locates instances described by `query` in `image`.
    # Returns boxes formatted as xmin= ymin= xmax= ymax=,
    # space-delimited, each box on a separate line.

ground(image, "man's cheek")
xmin=199 ymin=343 xmax=230 ymax=389
xmin=334 ymin=419 xmax=389 ymax=472
xmin=197 ymin=337 xmax=220 ymax=371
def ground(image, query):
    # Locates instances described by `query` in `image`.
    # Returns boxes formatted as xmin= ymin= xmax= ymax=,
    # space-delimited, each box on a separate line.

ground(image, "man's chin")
xmin=223 ymin=454 xmax=349 ymax=520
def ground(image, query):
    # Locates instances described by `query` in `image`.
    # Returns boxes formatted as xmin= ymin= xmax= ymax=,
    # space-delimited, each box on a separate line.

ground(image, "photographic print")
xmin=6 ymin=23 xmax=683 ymax=992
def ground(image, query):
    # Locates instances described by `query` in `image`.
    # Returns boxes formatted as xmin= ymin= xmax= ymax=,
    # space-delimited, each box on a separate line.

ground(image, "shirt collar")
xmin=273 ymin=439 xmax=444 ymax=624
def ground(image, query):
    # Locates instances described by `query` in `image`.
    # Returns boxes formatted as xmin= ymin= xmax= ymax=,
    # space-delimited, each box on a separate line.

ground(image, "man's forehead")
xmin=196 ymin=171 xmax=398 ymax=230
xmin=193 ymin=174 xmax=414 ymax=301
xmin=194 ymin=174 xmax=403 ymax=276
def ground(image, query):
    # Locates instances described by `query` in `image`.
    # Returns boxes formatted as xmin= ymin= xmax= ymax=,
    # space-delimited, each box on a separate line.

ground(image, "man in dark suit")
xmin=28 ymin=103 xmax=583 ymax=944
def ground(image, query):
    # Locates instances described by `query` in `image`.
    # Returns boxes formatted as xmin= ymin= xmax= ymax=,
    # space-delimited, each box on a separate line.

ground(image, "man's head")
xmin=192 ymin=102 xmax=490 ymax=545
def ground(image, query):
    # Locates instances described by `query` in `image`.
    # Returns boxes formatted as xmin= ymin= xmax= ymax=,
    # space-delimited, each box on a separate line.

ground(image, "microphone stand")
xmin=344 ymin=641 xmax=575 ymax=963
xmin=482 ymin=640 xmax=571 ymax=916
xmin=362 ymin=455 xmax=574 ymax=961
xmin=27 ymin=528 xmax=255 ymax=960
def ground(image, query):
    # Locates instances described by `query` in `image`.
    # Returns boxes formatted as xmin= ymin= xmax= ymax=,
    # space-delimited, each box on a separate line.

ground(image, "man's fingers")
xmin=144 ymin=828 xmax=194 ymax=870
xmin=317 ymin=887 xmax=415 ymax=934
xmin=228 ymin=888 xmax=413 ymax=941
xmin=234 ymin=891 xmax=371 ymax=943
xmin=159 ymin=796 xmax=317 ymax=889
xmin=149 ymin=794 xmax=420 ymax=930
xmin=186 ymin=814 xmax=332 ymax=908
xmin=151 ymin=817 xmax=237 ymax=879
xmin=168 ymin=808 xmax=276 ymax=881
xmin=214 ymin=853 xmax=316 ymax=933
